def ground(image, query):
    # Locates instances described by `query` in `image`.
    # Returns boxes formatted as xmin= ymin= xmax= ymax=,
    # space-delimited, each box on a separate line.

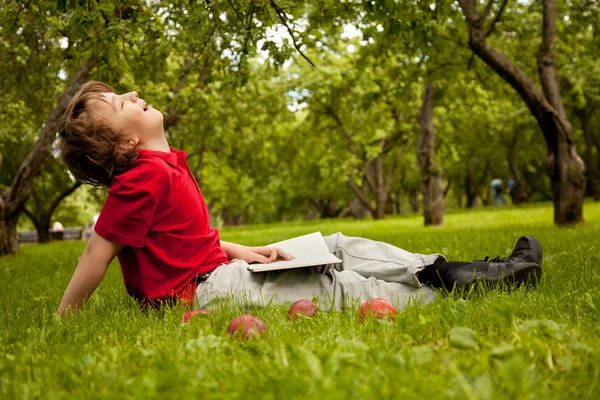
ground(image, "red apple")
xmin=358 ymin=298 xmax=397 ymax=322
xmin=181 ymin=309 xmax=211 ymax=324
xmin=288 ymin=299 xmax=319 ymax=320
xmin=226 ymin=315 xmax=267 ymax=339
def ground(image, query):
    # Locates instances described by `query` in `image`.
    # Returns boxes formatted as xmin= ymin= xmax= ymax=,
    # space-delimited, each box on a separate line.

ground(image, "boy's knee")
xmin=323 ymin=232 xmax=344 ymax=252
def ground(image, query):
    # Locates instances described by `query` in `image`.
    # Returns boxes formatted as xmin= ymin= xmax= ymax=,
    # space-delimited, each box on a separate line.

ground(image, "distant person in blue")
xmin=490 ymin=177 xmax=504 ymax=206
xmin=507 ymin=176 xmax=516 ymax=203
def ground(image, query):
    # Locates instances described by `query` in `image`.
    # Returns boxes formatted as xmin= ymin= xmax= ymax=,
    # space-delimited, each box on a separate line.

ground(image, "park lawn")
xmin=1 ymin=202 xmax=600 ymax=399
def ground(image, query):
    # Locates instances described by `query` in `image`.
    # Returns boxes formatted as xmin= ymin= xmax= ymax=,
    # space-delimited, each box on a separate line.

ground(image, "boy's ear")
xmin=127 ymin=137 xmax=140 ymax=150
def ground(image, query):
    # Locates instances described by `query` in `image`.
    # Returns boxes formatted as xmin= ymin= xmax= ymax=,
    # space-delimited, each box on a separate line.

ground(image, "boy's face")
xmin=93 ymin=91 xmax=164 ymax=148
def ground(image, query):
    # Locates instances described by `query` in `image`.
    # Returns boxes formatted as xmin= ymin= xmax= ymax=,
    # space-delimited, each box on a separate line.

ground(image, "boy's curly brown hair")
xmin=58 ymin=81 xmax=138 ymax=186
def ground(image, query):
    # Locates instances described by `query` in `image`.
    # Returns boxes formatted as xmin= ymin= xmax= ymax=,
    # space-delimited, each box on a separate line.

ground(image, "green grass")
xmin=2 ymin=201 xmax=600 ymax=399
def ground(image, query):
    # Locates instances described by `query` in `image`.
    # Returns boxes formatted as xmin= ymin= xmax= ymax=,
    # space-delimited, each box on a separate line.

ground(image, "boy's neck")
xmin=138 ymin=136 xmax=171 ymax=153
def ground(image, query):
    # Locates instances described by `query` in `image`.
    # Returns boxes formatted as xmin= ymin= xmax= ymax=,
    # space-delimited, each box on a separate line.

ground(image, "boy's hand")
xmin=247 ymin=246 xmax=294 ymax=264
xmin=220 ymin=241 xmax=294 ymax=264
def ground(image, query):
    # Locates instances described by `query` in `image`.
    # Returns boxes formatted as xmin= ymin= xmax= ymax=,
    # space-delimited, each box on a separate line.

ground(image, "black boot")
xmin=505 ymin=236 xmax=543 ymax=265
xmin=444 ymin=259 xmax=541 ymax=290
xmin=421 ymin=236 xmax=543 ymax=290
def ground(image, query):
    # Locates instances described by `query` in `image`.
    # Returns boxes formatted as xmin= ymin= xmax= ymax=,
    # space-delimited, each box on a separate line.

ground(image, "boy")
xmin=57 ymin=81 xmax=542 ymax=318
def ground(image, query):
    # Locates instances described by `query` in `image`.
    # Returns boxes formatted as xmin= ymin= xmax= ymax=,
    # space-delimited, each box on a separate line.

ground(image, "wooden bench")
xmin=18 ymin=227 xmax=83 ymax=243
xmin=63 ymin=228 xmax=84 ymax=240
xmin=18 ymin=230 xmax=39 ymax=243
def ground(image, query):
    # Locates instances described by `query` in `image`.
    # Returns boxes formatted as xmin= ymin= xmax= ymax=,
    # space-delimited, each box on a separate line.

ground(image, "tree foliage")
xmin=1 ymin=0 xmax=598 ymax=248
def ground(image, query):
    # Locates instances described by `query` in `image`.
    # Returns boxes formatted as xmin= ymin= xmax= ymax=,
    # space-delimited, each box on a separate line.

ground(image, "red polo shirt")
xmin=94 ymin=147 xmax=229 ymax=305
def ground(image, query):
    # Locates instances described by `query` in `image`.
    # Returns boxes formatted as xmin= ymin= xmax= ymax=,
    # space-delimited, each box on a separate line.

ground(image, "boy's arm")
xmin=220 ymin=240 xmax=293 ymax=264
xmin=58 ymin=232 xmax=123 ymax=319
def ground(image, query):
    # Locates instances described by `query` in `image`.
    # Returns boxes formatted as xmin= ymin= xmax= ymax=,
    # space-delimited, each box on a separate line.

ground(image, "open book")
xmin=247 ymin=232 xmax=342 ymax=272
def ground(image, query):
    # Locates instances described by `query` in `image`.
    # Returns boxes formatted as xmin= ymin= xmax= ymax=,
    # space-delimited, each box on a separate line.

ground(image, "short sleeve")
xmin=94 ymin=162 xmax=168 ymax=247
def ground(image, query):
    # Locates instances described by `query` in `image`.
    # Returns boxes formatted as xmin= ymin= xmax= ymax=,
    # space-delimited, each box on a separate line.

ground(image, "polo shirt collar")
xmin=137 ymin=147 xmax=185 ymax=167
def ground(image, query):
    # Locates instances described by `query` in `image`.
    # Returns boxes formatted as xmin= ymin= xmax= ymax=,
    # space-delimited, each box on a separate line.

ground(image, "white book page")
xmin=248 ymin=232 xmax=342 ymax=272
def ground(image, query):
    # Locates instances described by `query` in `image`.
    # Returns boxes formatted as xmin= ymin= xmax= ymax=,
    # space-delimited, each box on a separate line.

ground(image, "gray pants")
xmin=195 ymin=233 xmax=444 ymax=311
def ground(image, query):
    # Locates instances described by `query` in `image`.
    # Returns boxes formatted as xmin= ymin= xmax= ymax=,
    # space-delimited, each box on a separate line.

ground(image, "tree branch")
xmin=11 ymin=0 xmax=30 ymax=29
xmin=269 ymin=0 xmax=316 ymax=68
xmin=6 ymin=61 xmax=91 ymax=217
xmin=436 ymin=34 xmax=471 ymax=48
xmin=485 ymin=0 xmax=509 ymax=37
xmin=538 ymin=0 xmax=567 ymax=121
xmin=457 ymin=1 xmax=553 ymax=137
xmin=362 ymin=162 xmax=377 ymax=196
xmin=347 ymin=179 xmax=375 ymax=215
xmin=313 ymin=97 xmax=357 ymax=154
xmin=458 ymin=0 xmax=479 ymax=26
xmin=384 ymin=141 xmax=409 ymax=197
xmin=444 ymin=180 xmax=451 ymax=197
xmin=237 ymin=3 xmax=255 ymax=73
xmin=48 ymin=181 xmax=82 ymax=216
xmin=163 ymin=38 xmax=214 ymax=131
xmin=481 ymin=0 xmax=496 ymax=22
xmin=226 ymin=0 xmax=246 ymax=26
xmin=380 ymin=131 xmax=409 ymax=155
xmin=31 ymin=187 xmax=42 ymax=216
xmin=22 ymin=207 xmax=38 ymax=228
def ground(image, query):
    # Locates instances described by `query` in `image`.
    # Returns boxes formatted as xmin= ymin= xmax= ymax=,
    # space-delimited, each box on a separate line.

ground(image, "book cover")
xmin=247 ymin=232 xmax=342 ymax=272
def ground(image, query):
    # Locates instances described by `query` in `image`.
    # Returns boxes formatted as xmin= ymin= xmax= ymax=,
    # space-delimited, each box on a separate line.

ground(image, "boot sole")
xmin=504 ymin=262 xmax=542 ymax=286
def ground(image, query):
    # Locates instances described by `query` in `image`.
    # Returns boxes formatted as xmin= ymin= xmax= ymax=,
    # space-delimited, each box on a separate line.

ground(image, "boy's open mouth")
xmin=143 ymin=104 xmax=148 ymax=112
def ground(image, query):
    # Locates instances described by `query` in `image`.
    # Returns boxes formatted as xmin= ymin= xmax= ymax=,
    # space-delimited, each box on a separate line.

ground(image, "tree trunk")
xmin=0 ymin=218 xmax=18 ymax=255
xmin=458 ymin=0 xmax=585 ymax=225
xmin=456 ymin=192 xmax=463 ymax=209
xmin=409 ymin=189 xmax=420 ymax=213
xmin=393 ymin=190 xmax=402 ymax=214
xmin=465 ymin=174 xmax=478 ymax=208
xmin=22 ymin=208 xmax=50 ymax=243
xmin=25 ymin=182 xmax=82 ymax=243
xmin=482 ymin=182 xmax=492 ymax=206
xmin=37 ymin=217 xmax=51 ymax=244
xmin=417 ymin=82 xmax=444 ymax=225
xmin=347 ymin=179 xmax=376 ymax=218
xmin=374 ymin=157 xmax=386 ymax=220
xmin=341 ymin=198 xmax=369 ymax=218
xmin=465 ymin=157 xmax=483 ymax=208
xmin=0 ymin=62 xmax=90 ymax=255
xmin=312 ymin=199 xmax=342 ymax=218
xmin=577 ymin=110 xmax=600 ymax=201
xmin=321 ymin=100 xmax=408 ymax=221
xmin=347 ymin=156 xmax=391 ymax=220
xmin=221 ymin=210 xmax=245 ymax=226
xmin=507 ymin=160 xmax=529 ymax=204
xmin=506 ymin=129 xmax=529 ymax=204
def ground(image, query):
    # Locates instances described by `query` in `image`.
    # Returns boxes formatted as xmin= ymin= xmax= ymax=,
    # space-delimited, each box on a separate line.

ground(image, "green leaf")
xmin=411 ymin=345 xmax=433 ymax=365
xmin=449 ymin=326 xmax=479 ymax=350
xmin=295 ymin=346 xmax=323 ymax=379
xmin=491 ymin=343 xmax=516 ymax=358
xmin=97 ymin=0 xmax=115 ymax=13
xmin=473 ymin=373 xmax=494 ymax=399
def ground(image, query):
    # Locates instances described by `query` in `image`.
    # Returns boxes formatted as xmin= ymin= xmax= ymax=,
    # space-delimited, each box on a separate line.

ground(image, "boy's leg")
xmin=195 ymin=260 xmax=337 ymax=309
xmin=195 ymin=235 xmax=542 ymax=310
xmin=322 ymin=232 xmax=444 ymax=287
xmin=331 ymin=269 xmax=436 ymax=310
xmin=321 ymin=232 xmax=542 ymax=291
xmin=195 ymin=259 xmax=436 ymax=311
